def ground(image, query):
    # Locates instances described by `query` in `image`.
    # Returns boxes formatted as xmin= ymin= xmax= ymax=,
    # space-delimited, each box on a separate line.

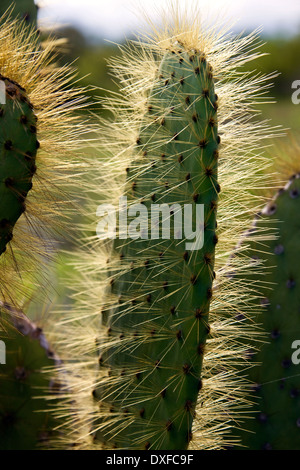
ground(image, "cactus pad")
xmin=232 ymin=174 xmax=300 ymax=450
xmin=92 ymin=46 xmax=219 ymax=450
xmin=0 ymin=303 xmax=61 ymax=450
xmin=0 ymin=76 xmax=38 ymax=257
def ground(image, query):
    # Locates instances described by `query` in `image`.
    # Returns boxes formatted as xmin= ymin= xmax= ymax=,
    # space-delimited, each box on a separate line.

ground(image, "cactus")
xmin=229 ymin=172 xmax=300 ymax=450
xmin=56 ymin=6 xmax=279 ymax=451
xmin=0 ymin=3 xmax=287 ymax=452
xmin=0 ymin=77 xmax=38 ymax=258
xmin=0 ymin=302 xmax=61 ymax=450
xmin=0 ymin=13 xmax=88 ymax=450
xmin=93 ymin=45 xmax=219 ymax=451
xmin=0 ymin=14 xmax=88 ymax=307
xmin=0 ymin=0 xmax=38 ymax=28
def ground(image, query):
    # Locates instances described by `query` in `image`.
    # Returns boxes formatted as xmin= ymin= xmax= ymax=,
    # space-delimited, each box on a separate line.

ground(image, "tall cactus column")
xmin=57 ymin=5 xmax=278 ymax=451
xmin=92 ymin=46 xmax=220 ymax=450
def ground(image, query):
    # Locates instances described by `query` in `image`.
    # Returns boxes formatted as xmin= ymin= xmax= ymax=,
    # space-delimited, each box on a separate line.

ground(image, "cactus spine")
xmin=230 ymin=173 xmax=300 ymax=450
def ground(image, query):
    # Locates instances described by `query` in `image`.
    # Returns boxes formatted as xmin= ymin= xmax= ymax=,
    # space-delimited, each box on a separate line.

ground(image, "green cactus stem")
xmin=0 ymin=76 xmax=38 ymax=257
xmin=231 ymin=174 xmax=300 ymax=450
xmin=92 ymin=45 xmax=220 ymax=450
xmin=57 ymin=7 xmax=278 ymax=451
xmin=0 ymin=301 xmax=61 ymax=450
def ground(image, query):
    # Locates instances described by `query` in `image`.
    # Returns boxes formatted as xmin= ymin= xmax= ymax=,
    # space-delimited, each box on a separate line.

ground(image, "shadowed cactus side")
xmin=230 ymin=171 xmax=300 ymax=450
xmin=56 ymin=5 xmax=280 ymax=450
xmin=0 ymin=302 xmax=61 ymax=450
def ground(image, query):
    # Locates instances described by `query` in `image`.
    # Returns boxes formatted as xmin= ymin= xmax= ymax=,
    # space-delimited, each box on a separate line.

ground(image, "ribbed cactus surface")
xmin=93 ymin=46 xmax=220 ymax=450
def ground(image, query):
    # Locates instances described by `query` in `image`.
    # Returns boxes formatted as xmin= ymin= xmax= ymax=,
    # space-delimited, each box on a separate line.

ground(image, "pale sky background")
xmin=37 ymin=0 xmax=300 ymax=41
